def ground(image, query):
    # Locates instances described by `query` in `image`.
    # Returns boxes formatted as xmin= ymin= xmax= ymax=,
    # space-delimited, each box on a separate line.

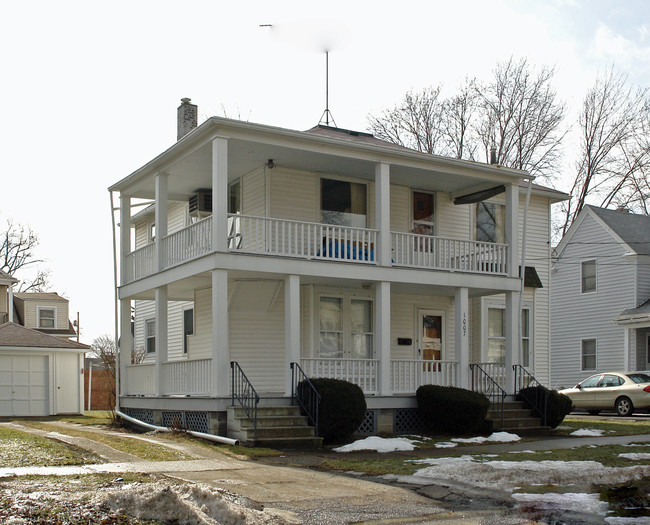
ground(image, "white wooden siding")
xmin=551 ymin=213 xmax=635 ymax=389
xmin=390 ymin=185 xmax=409 ymax=233
xmin=242 ymin=167 xmax=266 ymax=216
xmin=270 ymin=168 xmax=318 ymax=222
xmin=636 ymin=259 xmax=650 ymax=308
xmin=133 ymin=299 xmax=190 ymax=362
xmin=438 ymin=192 xmax=470 ymax=239
xmin=20 ymin=300 xmax=69 ymax=330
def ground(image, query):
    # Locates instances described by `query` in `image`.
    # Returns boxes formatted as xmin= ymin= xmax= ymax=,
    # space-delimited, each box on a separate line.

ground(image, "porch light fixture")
xmin=266 ymin=159 xmax=275 ymax=169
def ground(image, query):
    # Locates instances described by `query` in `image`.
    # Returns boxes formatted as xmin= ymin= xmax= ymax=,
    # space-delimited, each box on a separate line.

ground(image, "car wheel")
xmin=616 ymin=397 xmax=634 ymax=417
xmin=588 ymin=410 xmax=600 ymax=415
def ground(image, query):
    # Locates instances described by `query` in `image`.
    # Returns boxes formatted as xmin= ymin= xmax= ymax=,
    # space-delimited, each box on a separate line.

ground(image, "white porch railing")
xmin=163 ymin=217 xmax=212 ymax=268
xmin=391 ymin=360 xmax=458 ymax=394
xmin=124 ymin=243 xmax=155 ymax=282
xmin=163 ymin=358 xmax=212 ymax=395
xmin=300 ymin=358 xmax=379 ymax=394
xmin=231 ymin=214 xmax=378 ymax=264
xmin=391 ymin=232 xmax=509 ymax=275
xmin=124 ymin=363 xmax=156 ymax=395
xmin=471 ymin=362 xmax=506 ymax=391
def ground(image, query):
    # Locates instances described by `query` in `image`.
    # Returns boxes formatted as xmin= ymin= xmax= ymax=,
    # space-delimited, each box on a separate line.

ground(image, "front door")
xmin=418 ymin=310 xmax=443 ymax=371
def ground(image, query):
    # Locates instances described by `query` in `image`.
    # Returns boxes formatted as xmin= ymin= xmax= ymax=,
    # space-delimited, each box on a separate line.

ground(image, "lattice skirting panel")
xmin=160 ymin=411 xmax=210 ymax=434
xmin=123 ymin=408 xmax=154 ymax=425
xmin=393 ymin=408 xmax=425 ymax=434
xmin=355 ymin=410 xmax=377 ymax=435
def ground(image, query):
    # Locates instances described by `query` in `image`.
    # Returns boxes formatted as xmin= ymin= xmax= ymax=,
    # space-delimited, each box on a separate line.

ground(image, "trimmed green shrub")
xmin=518 ymin=386 xmax=573 ymax=428
xmin=300 ymin=378 xmax=367 ymax=444
xmin=417 ymin=385 xmax=490 ymax=434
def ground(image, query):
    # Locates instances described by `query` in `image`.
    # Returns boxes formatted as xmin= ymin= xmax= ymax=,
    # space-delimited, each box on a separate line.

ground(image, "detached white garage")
xmin=0 ymin=322 xmax=89 ymax=417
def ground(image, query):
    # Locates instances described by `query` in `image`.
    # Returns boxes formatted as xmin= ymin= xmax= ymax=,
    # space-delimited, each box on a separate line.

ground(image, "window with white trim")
xmin=145 ymin=319 xmax=156 ymax=354
xmin=38 ymin=307 xmax=55 ymax=329
xmin=487 ymin=307 xmax=505 ymax=363
xmin=582 ymin=338 xmax=596 ymax=370
xmin=412 ymin=191 xmax=435 ymax=235
xmin=521 ymin=308 xmax=531 ymax=367
xmin=321 ymin=178 xmax=367 ymax=227
xmin=183 ymin=308 xmax=194 ymax=354
xmin=319 ymin=295 xmax=374 ymax=359
xmin=581 ymin=259 xmax=596 ymax=293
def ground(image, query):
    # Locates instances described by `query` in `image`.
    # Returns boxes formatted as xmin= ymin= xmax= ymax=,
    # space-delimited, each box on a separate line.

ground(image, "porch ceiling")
xmin=115 ymin=119 xmax=527 ymax=201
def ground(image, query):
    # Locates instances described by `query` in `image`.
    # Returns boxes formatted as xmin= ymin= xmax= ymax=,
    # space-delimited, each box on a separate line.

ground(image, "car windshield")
xmin=626 ymin=373 xmax=650 ymax=384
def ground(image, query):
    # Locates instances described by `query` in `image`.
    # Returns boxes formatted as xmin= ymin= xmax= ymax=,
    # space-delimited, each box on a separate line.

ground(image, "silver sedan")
xmin=559 ymin=372 xmax=650 ymax=416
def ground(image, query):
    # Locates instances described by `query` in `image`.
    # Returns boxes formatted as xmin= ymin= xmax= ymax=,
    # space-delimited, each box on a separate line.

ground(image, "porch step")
xmin=227 ymin=405 xmax=322 ymax=449
xmin=487 ymin=400 xmax=551 ymax=434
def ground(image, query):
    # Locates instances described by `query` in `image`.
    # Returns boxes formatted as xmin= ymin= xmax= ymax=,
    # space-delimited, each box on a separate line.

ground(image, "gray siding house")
xmin=551 ymin=205 xmax=650 ymax=389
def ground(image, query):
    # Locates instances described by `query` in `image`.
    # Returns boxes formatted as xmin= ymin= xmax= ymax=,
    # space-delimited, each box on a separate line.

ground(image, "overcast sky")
xmin=1 ymin=0 xmax=649 ymax=343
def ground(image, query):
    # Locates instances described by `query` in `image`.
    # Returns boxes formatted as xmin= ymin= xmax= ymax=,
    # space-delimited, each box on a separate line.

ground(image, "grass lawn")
xmin=553 ymin=417 xmax=650 ymax=436
xmin=0 ymin=426 xmax=100 ymax=468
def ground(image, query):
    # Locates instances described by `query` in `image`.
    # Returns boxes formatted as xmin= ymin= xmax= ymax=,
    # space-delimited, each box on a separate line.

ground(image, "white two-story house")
xmin=110 ymin=99 xmax=565 ymax=442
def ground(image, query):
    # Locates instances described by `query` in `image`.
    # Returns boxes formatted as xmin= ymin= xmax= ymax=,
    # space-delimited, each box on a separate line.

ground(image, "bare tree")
xmin=558 ymin=68 xmax=650 ymax=236
xmin=0 ymin=220 xmax=51 ymax=292
xmin=367 ymin=58 xmax=566 ymax=182
xmin=475 ymin=57 xmax=567 ymax=181
xmin=91 ymin=335 xmax=117 ymax=420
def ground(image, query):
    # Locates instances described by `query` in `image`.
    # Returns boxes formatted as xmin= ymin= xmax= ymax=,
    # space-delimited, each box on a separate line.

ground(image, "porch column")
xmin=7 ymin=285 xmax=13 ymax=323
xmin=119 ymin=194 xmax=131 ymax=285
xmin=455 ymin=287 xmax=469 ymax=389
xmin=505 ymin=183 xmax=519 ymax=278
xmin=376 ymin=281 xmax=392 ymax=396
xmin=119 ymin=299 xmax=132 ymax=399
xmin=155 ymin=173 xmax=169 ymax=272
xmin=212 ymin=138 xmax=228 ymax=252
xmin=285 ymin=275 xmax=301 ymax=395
xmin=375 ymin=162 xmax=391 ymax=267
xmin=505 ymin=290 xmax=520 ymax=394
xmin=155 ymin=285 xmax=168 ymax=397
xmin=211 ymin=269 xmax=230 ymax=397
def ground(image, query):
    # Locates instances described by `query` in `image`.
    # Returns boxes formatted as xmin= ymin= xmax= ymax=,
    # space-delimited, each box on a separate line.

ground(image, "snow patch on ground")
xmin=570 ymin=428 xmax=606 ymax=437
xmin=434 ymin=442 xmax=457 ymax=448
xmin=618 ymin=452 xmax=650 ymax=460
xmin=333 ymin=436 xmax=417 ymax=453
xmin=512 ymin=492 xmax=607 ymax=516
xmin=508 ymin=450 xmax=536 ymax=454
xmin=389 ymin=456 xmax=650 ymax=490
xmin=451 ymin=432 xmax=521 ymax=444
xmin=97 ymin=483 xmax=286 ymax=524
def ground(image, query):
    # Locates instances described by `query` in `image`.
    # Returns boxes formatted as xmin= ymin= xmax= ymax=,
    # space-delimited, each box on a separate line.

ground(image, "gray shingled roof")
xmin=619 ymin=297 xmax=650 ymax=317
xmin=588 ymin=205 xmax=650 ymax=256
xmin=0 ymin=322 xmax=90 ymax=350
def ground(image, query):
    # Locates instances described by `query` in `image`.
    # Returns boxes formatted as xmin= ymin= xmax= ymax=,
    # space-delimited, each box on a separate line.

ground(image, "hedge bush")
xmin=416 ymin=385 xmax=490 ymax=434
xmin=518 ymin=386 xmax=573 ymax=428
xmin=298 ymin=378 xmax=367 ymax=444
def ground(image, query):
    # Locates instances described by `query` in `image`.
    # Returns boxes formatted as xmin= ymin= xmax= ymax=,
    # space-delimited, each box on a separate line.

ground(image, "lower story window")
xmin=487 ymin=307 xmax=531 ymax=365
xmin=145 ymin=319 xmax=155 ymax=354
xmin=319 ymin=296 xmax=373 ymax=358
xmin=521 ymin=308 xmax=531 ymax=367
xmin=582 ymin=339 xmax=596 ymax=370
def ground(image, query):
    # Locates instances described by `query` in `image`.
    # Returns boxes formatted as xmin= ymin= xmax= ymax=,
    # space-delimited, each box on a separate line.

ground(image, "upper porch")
xmin=112 ymin=117 xmax=529 ymax=289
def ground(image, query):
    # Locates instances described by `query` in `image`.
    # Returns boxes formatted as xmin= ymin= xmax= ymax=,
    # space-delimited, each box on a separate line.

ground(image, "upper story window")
xmin=38 ymin=307 xmax=55 ymax=329
xmin=475 ymin=202 xmax=505 ymax=243
xmin=413 ymin=191 xmax=435 ymax=235
xmin=581 ymin=259 xmax=596 ymax=293
xmin=149 ymin=223 xmax=156 ymax=243
xmin=321 ymin=178 xmax=367 ymax=228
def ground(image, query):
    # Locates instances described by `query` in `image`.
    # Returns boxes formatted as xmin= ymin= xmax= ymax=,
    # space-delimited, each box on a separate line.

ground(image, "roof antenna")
xmin=318 ymin=51 xmax=337 ymax=127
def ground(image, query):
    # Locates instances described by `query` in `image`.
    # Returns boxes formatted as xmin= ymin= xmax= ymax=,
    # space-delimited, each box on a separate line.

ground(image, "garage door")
xmin=0 ymin=355 xmax=49 ymax=416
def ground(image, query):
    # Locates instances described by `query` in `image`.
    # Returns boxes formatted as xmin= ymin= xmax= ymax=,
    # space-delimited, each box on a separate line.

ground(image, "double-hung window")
xmin=38 ymin=308 xmax=55 ymax=329
xmin=319 ymin=297 xmax=343 ymax=358
xmin=321 ymin=178 xmax=367 ymax=227
xmin=487 ymin=307 xmax=505 ymax=363
xmin=145 ymin=319 xmax=156 ymax=354
xmin=183 ymin=308 xmax=194 ymax=354
xmin=581 ymin=260 xmax=596 ymax=293
xmin=582 ymin=339 xmax=596 ymax=370
xmin=412 ymin=191 xmax=435 ymax=235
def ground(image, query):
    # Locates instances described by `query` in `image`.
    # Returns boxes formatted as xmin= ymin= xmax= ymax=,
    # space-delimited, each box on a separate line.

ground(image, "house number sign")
xmin=462 ymin=312 xmax=467 ymax=338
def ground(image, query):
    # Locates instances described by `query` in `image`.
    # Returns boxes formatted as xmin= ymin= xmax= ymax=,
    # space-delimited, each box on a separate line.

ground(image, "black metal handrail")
xmin=230 ymin=361 xmax=259 ymax=440
xmin=470 ymin=363 xmax=507 ymax=427
xmin=513 ymin=364 xmax=549 ymax=426
xmin=290 ymin=362 xmax=320 ymax=432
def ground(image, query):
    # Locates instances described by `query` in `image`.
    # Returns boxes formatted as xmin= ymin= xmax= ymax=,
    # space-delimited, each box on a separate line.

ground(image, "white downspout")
xmin=518 ymin=178 xmax=533 ymax=368
xmin=115 ymin=410 xmax=239 ymax=446
xmin=110 ymin=191 xmax=120 ymax=414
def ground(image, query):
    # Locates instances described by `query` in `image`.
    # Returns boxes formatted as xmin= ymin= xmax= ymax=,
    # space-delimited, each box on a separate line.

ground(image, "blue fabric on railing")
xmin=317 ymin=241 xmax=375 ymax=261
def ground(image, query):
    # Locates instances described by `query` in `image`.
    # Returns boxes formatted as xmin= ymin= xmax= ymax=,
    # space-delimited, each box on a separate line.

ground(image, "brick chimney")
xmin=177 ymin=98 xmax=198 ymax=140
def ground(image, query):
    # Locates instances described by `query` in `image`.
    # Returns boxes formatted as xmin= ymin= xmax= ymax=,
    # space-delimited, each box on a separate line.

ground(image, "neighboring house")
xmin=551 ymin=205 xmax=650 ymax=389
xmin=0 ymin=270 xmax=18 ymax=324
xmin=110 ymin=99 xmax=566 ymax=441
xmin=13 ymin=292 xmax=78 ymax=339
xmin=0 ymin=322 xmax=89 ymax=416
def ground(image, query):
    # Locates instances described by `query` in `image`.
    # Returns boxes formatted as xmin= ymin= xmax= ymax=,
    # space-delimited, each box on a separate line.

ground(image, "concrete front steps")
xmin=487 ymin=399 xmax=551 ymax=434
xmin=227 ymin=405 xmax=322 ymax=449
